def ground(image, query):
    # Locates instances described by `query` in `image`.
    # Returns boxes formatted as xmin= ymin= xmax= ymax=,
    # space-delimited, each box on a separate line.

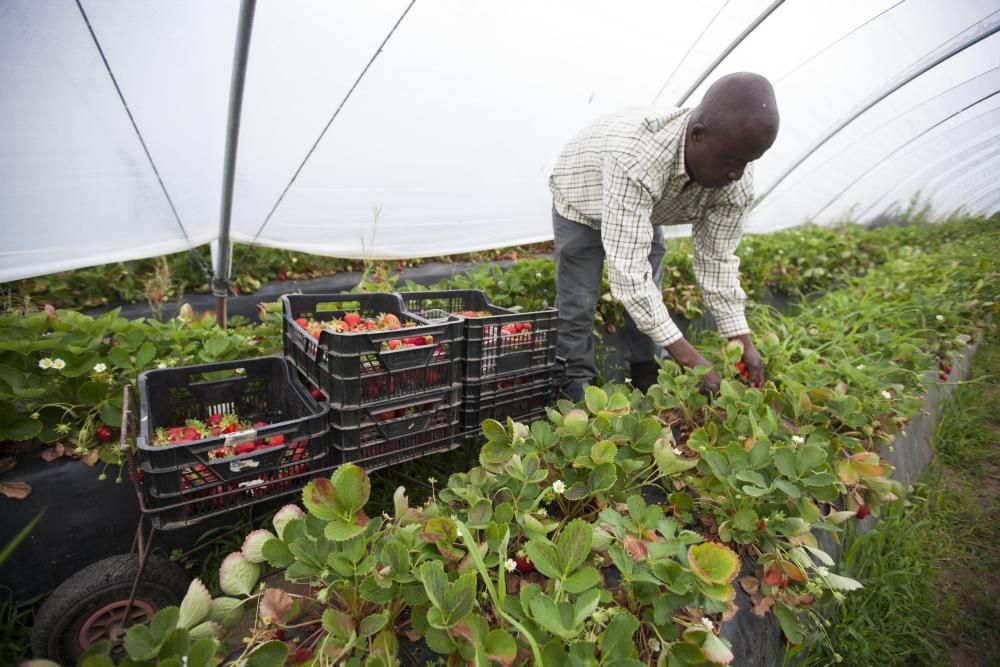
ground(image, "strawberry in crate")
xmin=293 ymin=311 xmax=417 ymax=339
xmin=500 ymin=320 xmax=533 ymax=350
xmin=454 ymin=309 xmax=492 ymax=317
xmin=152 ymin=412 xmax=287 ymax=461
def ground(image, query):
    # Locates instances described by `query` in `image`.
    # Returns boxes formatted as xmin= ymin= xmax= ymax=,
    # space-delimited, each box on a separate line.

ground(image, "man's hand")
xmin=730 ymin=333 xmax=765 ymax=388
xmin=666 ymin=338 xmax=722 ymax=395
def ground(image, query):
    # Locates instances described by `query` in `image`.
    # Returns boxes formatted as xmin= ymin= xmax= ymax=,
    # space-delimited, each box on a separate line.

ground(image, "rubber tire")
xmin=31 ymin=553 xmax=189 ymax=664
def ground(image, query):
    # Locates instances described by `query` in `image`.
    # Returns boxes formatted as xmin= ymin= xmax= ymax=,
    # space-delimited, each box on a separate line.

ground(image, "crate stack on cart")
xmin=130 ymin=290 xmax=556 ymax=530
xmin=134 ymin=357 xmax=331 ymax=528
xmin=281 ymin=292 xmax=464 ymax=471
xmin=397 ymin=290 xmax=558 ymax=443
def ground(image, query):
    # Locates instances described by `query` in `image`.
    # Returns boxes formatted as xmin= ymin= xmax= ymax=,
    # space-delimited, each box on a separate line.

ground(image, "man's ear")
xmin=690 ymin=122 xmax=708 ymax=144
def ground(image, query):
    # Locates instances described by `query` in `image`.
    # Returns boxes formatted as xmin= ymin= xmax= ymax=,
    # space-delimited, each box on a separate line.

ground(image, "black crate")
xmin=461 ymin=367 xmax=556 ymax=434
xmin=282 ymin=293 xmax=462 ymax=407
xmin=396 ymin=289 xmax=557 ymax=380
xmin=329 ymin=386 xmax=462 ymax=471
xmin=135 ymin=357 xmax=330 ymax=525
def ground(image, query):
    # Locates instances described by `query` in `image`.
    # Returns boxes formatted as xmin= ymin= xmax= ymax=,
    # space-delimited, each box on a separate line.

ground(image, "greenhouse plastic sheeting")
xmin=1 ymin=0 xmax=998 ymax=282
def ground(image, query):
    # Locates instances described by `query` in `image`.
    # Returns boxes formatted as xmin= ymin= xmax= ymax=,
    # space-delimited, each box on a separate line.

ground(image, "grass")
xmin=800 ymin=324 xmax=1000 ymax=666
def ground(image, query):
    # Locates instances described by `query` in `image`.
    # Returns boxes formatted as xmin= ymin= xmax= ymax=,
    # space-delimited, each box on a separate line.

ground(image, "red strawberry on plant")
xmin=735 ymin=361 xmax=750 ymax=380
xmin=514 ymin=555 xmax=535 ymax=573
xmin=95 ymin=426 xmax=115 ymax=442
xmin=763 ymin=564 xmax=787 ymax=588
xmin=856 ymin=504 xmax=870 ymax=520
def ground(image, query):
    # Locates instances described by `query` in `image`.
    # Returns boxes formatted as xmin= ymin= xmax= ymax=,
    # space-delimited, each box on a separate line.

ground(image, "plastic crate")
xmin=328 ymin=386 xmax=462 ymax=471
xmin=135 ymin=357 xmax=330 ymax=526
xmin=461 ymin=367 xmax=556 ymax=434
xmin=396 ymin=289 xmax=557 ymax=380
xmin=282 ymin=293 xmax=462 ymax=407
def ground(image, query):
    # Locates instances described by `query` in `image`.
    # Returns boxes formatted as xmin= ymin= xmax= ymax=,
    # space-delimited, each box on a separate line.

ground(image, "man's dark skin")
xmin=662 ymin=73 xmax=779 ymax=393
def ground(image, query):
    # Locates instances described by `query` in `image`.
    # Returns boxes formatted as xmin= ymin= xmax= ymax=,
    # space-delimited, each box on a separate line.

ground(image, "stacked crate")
xmin=135 ymin=356 xmax=330 ymax=528
xmin=396 ymin=290 xmax=558 ymax=441
xmin=281 ymin=293 xmax=463 ymax=470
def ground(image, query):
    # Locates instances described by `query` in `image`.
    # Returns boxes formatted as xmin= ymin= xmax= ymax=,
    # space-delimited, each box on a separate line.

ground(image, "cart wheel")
xmin=31 ymin=553 xmax=189 ymax=664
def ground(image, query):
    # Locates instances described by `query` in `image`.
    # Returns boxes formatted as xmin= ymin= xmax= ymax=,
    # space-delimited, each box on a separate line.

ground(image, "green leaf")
xmin=246 ymin=640 xmax=289 ymax=667
xmin=688 ymin=543 xmax=740 ymax=585
xmin=772 ymin=479 xmax=802 ymax=498
xmin=101 ymin=402 xmax=123 ymax=428
xmin=584 ymin=385 xmax=609 ymax=414
xmin=135 ymin=341 xmax=157 ymax=368
xmin=481 ymin=419 xmax=508 ymax=443
xmin=177 ymin=579 xmax=211 ymax=629
xmin=562 ymin=566 xmax=599 ymax=593
xmin=149 ymin=606 xmax=180 ymax=644
xmin=202 ymin=336 xmax=230 ymax=360
xmin=302 ymin=478 xmax=341 ymax=521
xmin=562 ymin=409 xmax=589 ymax=436
xmin=588 ymin=462 xmax=617 ymax=492
xmin=741 ymin=484 xmax=770 ymax=498
xmin=821 ymin=572 xmax=863 ymax=591
xmin=524 ymin=541 xmax=560 ymax=580
xmin=322 ymin=608 xmax=355 ymax=640
xmin=0 ymin=417 xmax=42 ymax=441
xmin=186 ymin=638 xmax=220 ymax=667
xmin=359 ymin=611 xmax=389 ymax=638
xmin=733 ymin=469 xmax=766 ymax=487
xmin=599 ymin=611 xmax=639 ymax=658
xmin=419 ymin=561 xmax=450 ymax=615
xmin=261 ymin=539 xmax=294 ymax=568
xmin=122 ymin=625 xmax=159 ymax=662
xmin=572 ymin=588 xmax=601 ymax=627
xmin=556 ymin=519 xmax=592 ymax=576
xmin=447 ymin=571 xmax=477 ymax=624
xmin=331 ymin=463 xmax=371 ymax=514
xmin=772 ymin=447 xmax=797 ymax=478
xmin=731 ymin=508 xmax=759 ymax=532
xmin=590 ymin=440 xmax=617 ymax=466
xmin=107 ymin=347 xmax=132 ymax=369
xmin=324 ymin=519 xmax=366 ymax=542
xmin=157 ymin=628 xmax=190 ymax=660
xmin=484 ymin=629 xmax=517 ymax=666
xmin=801 ymin=472 xmax=837 ymax=487
xmin=773 ymin=603 xmax=805 ymax=645
xmin=795 ymin=444 xmax=826 ymax=475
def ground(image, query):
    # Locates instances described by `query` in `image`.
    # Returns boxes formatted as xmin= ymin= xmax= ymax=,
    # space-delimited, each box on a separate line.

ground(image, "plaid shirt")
xmin=550 ymin=107 xmax=753 ymax=347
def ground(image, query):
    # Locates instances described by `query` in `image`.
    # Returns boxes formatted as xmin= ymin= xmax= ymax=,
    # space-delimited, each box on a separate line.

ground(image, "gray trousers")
xmin=553 ymin=206 xmax=665 ymax=383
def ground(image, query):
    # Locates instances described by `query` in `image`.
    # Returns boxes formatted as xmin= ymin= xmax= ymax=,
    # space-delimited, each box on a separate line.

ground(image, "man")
xmin=549 ymin=72 xmax=779 ymax=401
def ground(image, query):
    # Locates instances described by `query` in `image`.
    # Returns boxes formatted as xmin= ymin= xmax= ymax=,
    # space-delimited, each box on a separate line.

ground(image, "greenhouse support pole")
xmin=674 ymin=0 xmax=786 ymax=107
xmin=213 ymin=0 xmax=257 ymax=328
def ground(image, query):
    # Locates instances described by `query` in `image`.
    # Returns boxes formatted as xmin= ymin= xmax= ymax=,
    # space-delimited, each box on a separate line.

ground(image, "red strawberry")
xmin=343 ymin=312 xmax=361 ymax=329
xmin=222 ymin=424 xmax=240 ymax=434
xmin=378 ymin=410 xmax=396 ymax=422
xmin=309 ymin=387 xmax=325 ymax=401
xmin=514 ymin=556 xmax=534 ymax=573
xmin=311 ymin=329 xmax=322 ymax=340
xmin=519 ymin=322 xmax=532 ymax=332
xmin=294 ymin=317 xmax=309 ymax=328
xmin=500 ymin=324 xmax=518 ymax=335
xmin=757 ymin=520 xmax=766 ymax=531
xmin=386 ymin=339 xmax=403 ymax=350
xmin=763 ymin=564 xmax=787 ymax=588
xmin=95 ymin=426 xmax=115 ymax=442
xmin=210 ymin=427 xmax=222 ymax=436
xmin=856 ymin=505 xmax=870 ymax=520
xmin=183 ymin=427 xmax=201 ymax=441
xmin=267 ymin=434 xmax=285 ymax=446
xmin=735 ymin=361 xmax=750 ymax=380
xmin=379 ymin=313 xmax=401 ymax=330
xmin=234 ymin=441 xmax=256 ymax=456
xmin=206 ymin=413 xmax=224 ymax=427
xmin=278 ymin=271 xmax=287 ymax=281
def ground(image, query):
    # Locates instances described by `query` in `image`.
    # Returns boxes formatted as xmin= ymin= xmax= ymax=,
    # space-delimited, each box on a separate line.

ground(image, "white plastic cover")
xmin=2 ymin=0 xmax=998 ymax=282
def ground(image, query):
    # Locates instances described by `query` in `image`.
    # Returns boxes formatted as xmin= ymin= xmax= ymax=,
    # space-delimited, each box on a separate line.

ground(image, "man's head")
xmin=684 ymin=72 xmax=779 ymax=189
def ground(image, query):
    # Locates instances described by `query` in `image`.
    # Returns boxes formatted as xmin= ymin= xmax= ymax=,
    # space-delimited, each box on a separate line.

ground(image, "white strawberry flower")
xmin=552 ymin=480 xmax=566 ymax=495
xmin=649 ymin=638 xmax=661 ymax=653
xmin=791 ymin=435 xmax=805 ymax=445
xmin=504 ymin=558 xmax=517 ymax=573
xmin=158 ymin=362 xmax=168 ymax=369
xmin=816 ymin=566 xmax=830 ymax=577
xmin=856 ymin=364 xmax=865 ymax=370
xmin=38 ymin=358 xmax=53 ymax=369
xmin=52 ymin=358 xmax=66 ymax=370
xmin=93 ymin=363 xmax=107 ymax=373
xmin=672 ymin=447 xmax=684 ymax=456
xmin=935 ymin=314 xmax=944 ymax=321
xmin=702 ymin=617 xmax=714 ymax=631
xmin=881 ymin=390 xmax=892 ymax=400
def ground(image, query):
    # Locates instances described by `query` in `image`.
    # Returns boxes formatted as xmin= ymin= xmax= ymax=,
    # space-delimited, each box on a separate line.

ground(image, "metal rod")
xmin=756 ymin=13 xmax=1000 ymax=207
xmin=675 ymin=0 xmax=786 ymax=107
xmin=213 ymin=0 xmax=258 ymax=328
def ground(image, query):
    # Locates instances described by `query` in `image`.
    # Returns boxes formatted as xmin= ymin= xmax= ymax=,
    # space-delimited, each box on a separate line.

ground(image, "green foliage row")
xmin=89 ymin=222 xmax=998 ymax=665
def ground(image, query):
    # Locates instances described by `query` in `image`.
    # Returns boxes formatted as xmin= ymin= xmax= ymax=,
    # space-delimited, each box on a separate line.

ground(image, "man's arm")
xmin=600 ymin=157 xmax=721 ymax=384
xmin=691 ymin=180 xmax=765 ymax=386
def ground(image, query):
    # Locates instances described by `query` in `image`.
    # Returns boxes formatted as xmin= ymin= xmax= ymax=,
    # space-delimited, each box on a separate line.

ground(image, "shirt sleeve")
xmin=600 ymin=156 xmax=684 ymax=347
xmin=691 ymin=179 xmax=752 ymax=338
